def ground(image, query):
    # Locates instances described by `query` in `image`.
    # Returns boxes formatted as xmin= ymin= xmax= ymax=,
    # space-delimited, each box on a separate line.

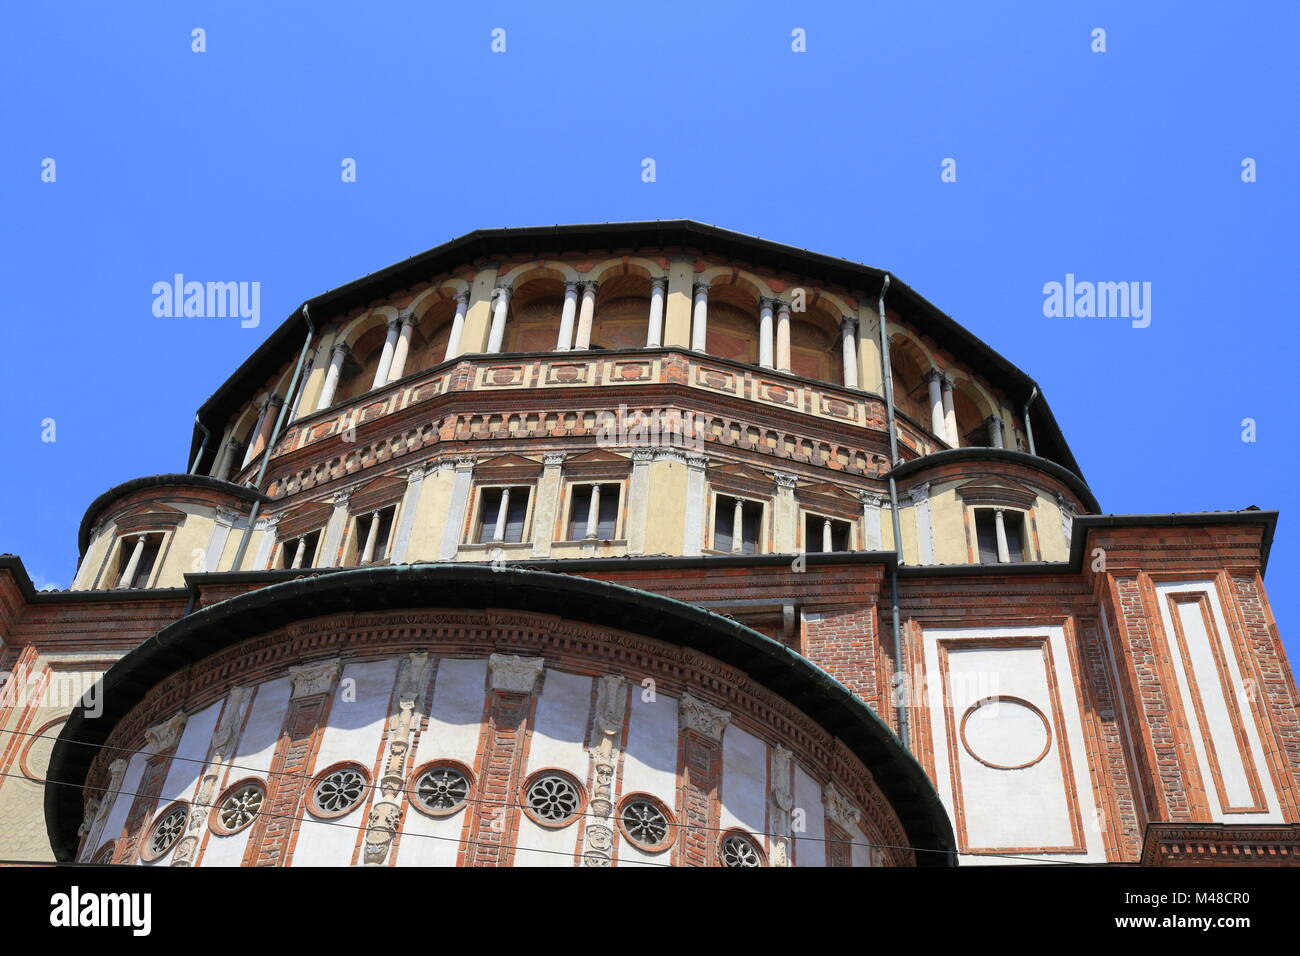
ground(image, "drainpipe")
xmin=229 ymin=304 xmax=316 ymax=573
xmin=189 ymin=416 xmax=211 ymax=475
xmin=1023 ymin=385 xmax=1039 ymax=456
xmin=876 ymin=275 xmax=910 ymax=751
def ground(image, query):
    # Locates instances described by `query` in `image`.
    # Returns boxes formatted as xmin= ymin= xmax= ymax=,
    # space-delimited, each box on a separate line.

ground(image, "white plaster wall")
xmin=616 ymin=690 xmax=679 ymax=867
xmin=94 ymin=751 xmax=147 ymax=858
xmin=1155 ymin=580 xmax=1283 ymax=823
xmin=292 ymin=658 xmax=398 ymax=866
xmin=514 ymin=668 xmax=592 ymax=867
xmin=720 ymin=724 xmax=767 ymax=835
xmin=144 ymin=700 xmax=222 ymax=865
xmin=792 ymin=764 xmax=826 ymax=866
xmin=922 ymin=624 xmax=1106 ymax=865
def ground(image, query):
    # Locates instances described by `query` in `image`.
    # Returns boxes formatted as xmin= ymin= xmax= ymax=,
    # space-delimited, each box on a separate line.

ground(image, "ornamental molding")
xmin=488 ymin=653 xmax=544 ymax=694
xmin=823 ymin=781 xmax=861 ymax=831
xmin=772 ymin=472 xmax=798 ymax=489
xmin=583 ymin=674 xmax=627 ymax=867
xmin=679 ymin=692 xmax=730 ymax=741
xmin=365 ymin=652 xmax=433 ymax=865
xmin=769 ymin=744 xmax=794 ymax=867
xmin=907 ymin=482 xmax=931 ymax=504
xmin=173 ymin=685 xmax=254 ymax=867
xmin=289 ymin=658 xmax=341 ymax=699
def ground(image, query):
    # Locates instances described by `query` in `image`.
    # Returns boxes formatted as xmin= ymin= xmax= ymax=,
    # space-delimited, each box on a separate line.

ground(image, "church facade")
xmin=2 ymin=220 xmax=1297 ymax=866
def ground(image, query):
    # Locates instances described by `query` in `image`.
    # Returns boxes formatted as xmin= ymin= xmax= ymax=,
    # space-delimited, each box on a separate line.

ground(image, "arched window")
xmin=589 ymin=273 xmax=651 ymax=350
xmin=706 ymin=285 xmax=761 ymax=365
xmin=888 ymin=336 xmax=931 ymax=426
xmin=503 ymin=277 xmax=564 ymax=352
xmin=334 ymin=323 xmax=388 ymax=404
xmin=789 ymin=309 xmax=843 ymax=384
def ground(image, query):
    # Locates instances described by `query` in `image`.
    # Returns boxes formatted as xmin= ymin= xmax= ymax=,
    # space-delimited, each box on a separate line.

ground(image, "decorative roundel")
xmin=211 ymin=779 xmax=266 ymax=835
xmin=309 ymin=763 xmax=370 ymax=818
xmin=521 ymin=770 xmax=584 ymax=827
xmin=410 ymin=761 xmax=473 ymax=817
xmin=959 ymin=695 xmax=1053 ymax=771
xmin=617 ymin=794 xmax=675 ymax=853
xmin=719 ymin=830 xmax=765 ymax=868
xmin=142 ymin=803 xmax=189 ymax=861
xmin=91 ymin=841 xmax=116 ymax=865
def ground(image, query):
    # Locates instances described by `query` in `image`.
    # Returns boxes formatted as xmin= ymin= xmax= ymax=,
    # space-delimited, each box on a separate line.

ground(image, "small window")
xmin=309 ymin=763 xmax=370 ymax=818
xmin=974 ymin=508 xmax=1027 ymax=564
xmin=618 ymin=794 xmax=675 ymax=853
xmin=211 ymin=780 xmax=265 ymax=835
xmin=521 ymin=770 xmax=584 ymax=827
xmin=566 ymin=483 xmax=620 ymax=540
xmin=142 ymin=803 xmax=188 ymax=861
xmin=804 ymin=514 xmax=852 ymax=553
xmin=353 ymin=506 xmax=396 ymax=564
xmin=410 ymin=761 xmax=473 ymax=817
xmin=474 ymin=486 xmax=531 ymax=543
xmin=280 ymin=530 xmax=321 ymax=570
xmin=115 ymin=533 xmax=162 ymax=589
xmin=713 ymin=495 xmax=763 ymax=554
xmin=719 ymin=829 xmax=765 ymax=867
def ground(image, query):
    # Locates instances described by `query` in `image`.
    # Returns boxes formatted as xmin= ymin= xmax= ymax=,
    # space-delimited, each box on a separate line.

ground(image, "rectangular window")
xmin=353 ymin=505 xmax=397 ymax=564
xmin=281 ymin=529 xmax=321 ymax=569
xmin=116 ymin=533 xmax=162 ymax=589
xmin=566 ymin=483 xmax=620 ymax=540
xmin=713 ymin=495 xmax=763 ymax=554
xmin=974 ymin=508 xmax=1026 ymax=564
xmin=474 ymin=486 xmax=531 ymax=543
xmin=804 ymin=514 xmax=852 ymax=553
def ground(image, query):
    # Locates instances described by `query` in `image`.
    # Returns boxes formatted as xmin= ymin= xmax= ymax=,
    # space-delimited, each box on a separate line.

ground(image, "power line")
xmin=5 ymin=723 xmax=1092 ymax=863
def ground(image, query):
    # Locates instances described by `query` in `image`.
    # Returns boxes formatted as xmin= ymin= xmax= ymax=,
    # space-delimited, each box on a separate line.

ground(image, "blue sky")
xmin=2 ymin=2 xmax=1296 ymax=657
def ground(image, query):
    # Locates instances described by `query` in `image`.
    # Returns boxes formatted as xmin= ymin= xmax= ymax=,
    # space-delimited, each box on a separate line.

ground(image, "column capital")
xmin=453 ymin=289 xmax=471 ymax=306
xmin=488 ymin=653 xmax=544 ymax=694
xmin=1055 ymin=492 xmax=1078 ymax=517
xmin=542 ymin=451 xmax=566 ymax=467
xmin=563 ymin=279 xmax=581 ymax=294
xmin=143 ymin=711 xmax=188 ymax=754
xmin=405 ymin=463 xmax=429 ymax=483
xmin=907 ymin=482 xmax=931 ymax=503
xmin=984 ymin=414 xmax=1003 ymax=427
xmin=685 ymin=454 xmax=709 ymax=471
xmin=692 ymin=279 xmax=710 ymax=296
xmin=759 ymin=296 xmax=777 ymax=311
xmin=385 ymin=314 xmax=403 ymax=332
xmin=678 ymin=692 xmax=730 ymax=741
xmin=454 ymin=456 xmax=477 ymax=471
xmin=772 ymin=471 xmax=798 ymax=489
xmin=858 ymin=490 xmax=885 ymax=508
xmin=650 ymin=275 xmax=669 ymax=291
xmin=331 ymin=488 xmax=353 ymax=507
xmin=493 ymin=283 xmax=513 ymax=300
xmin=822 ymin=782 xmax=861 ymax=830
xmin=330 ymin=341 xmax=351 ymax=359
xmin=775 ymin=298 xmax=792 ymax=315
xmin=631 ymin=448 xmax=655 ymax=463
xmin=839 ymin=315 xmax=858 ymax=334
xmin=289 ymin=658 xmax=341 ymax=699
xmin=580 ymin=279 xmax=599 ymax=295
xmin=923 ymin=367 xmax=945 ymax=384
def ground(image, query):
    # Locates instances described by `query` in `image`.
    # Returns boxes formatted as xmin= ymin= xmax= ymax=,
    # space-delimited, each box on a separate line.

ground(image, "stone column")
xmin=555 ymin=280 xmax=580 ymax=351
xmin=445 ymin=291 xmax=470 ymax=360
xmin=491 ymin=487 xmax=511 ymax=542
xmin=372 ymin=315 xmax=402 ymax=388
xmin=241 ymin=397 xmax=273 ymax=468
xmin=860 ymin=492 xmax=884 ymax=551
xmin=683 ymin=453 xmax=708 ymax=557
xmin=584 ymin=483 xmax=602 ymax=539
xmin=994 ymin=507 xmax=1011 ymax=563
xmin=941 ymin=375 xmax=958 ymax=446
xmin=646 ymin=276 xmax=667 ymax=347
xmin=772 ymin=472 xmax=798 ymax=553
xmin=529 ymin=453 xmax=566 ymax=558
xmin=211 ymin=435 xmax=237 ymax=482
xmin=1056 ymin=493 xmax=1077 ymax=549
xmin=730 ymin=497 xmax=745 ymax=554
xmin=574 ymin=280 xmax=598 ymax=349
xmin=386 ymin=312 xmax=418 ymax=383
xmin=924 ymin=369 xmax=946 ymax=439
xmin=363 ymin=653 xmax=433 ymax=865
xmin=769 ymin=745 xmax=794 ymax=866
xmin=172 ymin=687 xmax=253 ymax=866
xmin=625 ymin=449 xmax=653 ymax=555
xmin=389 ymin=463 xmax=428 ymax=564
xmin=775 ymin=299 xmax=792 ymax=372
xmin=287 ymin=353 xmax=315 ymax=422
xmin=581 ymin=674 xmax=627 ymax=866
xmin=758 ymin=297 xmax=775 ymax=369
xmin=486 ymin=284 xmax=512 ymax=354
xmin=690 ymin=280 xmax=709 ymax=351
xmin=116 ymin=535 xmax=147 ymax=589
xmin=437 ymin=458 xmax=476 ymax=560
xmin=821 ymin=517 xmax=833 ymax=552
xmin=316 ymin=343 xmax=349 ymax=411
xmin=359 ymin=510 xmax=380 ymax=563
xmin=909 ymin=482 xmax=934 ymax=565
xmin=840 ymin=317 xmax=859 ymax=388
xmin=985 ymin=415 xmax=1005 ymax=448
xmin=318 ymin=489 xmax=353 ymax=568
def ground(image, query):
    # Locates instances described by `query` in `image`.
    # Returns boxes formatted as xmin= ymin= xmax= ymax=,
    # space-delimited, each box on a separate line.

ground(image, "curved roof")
xmin=187 ymin=220 xmax=1083 ymax=480
xmin=46 ymin=563 xmax=957 ymax=866
xmin=77 ymin=474 xmax=268 ymax=558
xmin=886 ymin=447 xmax=1101 ymax=513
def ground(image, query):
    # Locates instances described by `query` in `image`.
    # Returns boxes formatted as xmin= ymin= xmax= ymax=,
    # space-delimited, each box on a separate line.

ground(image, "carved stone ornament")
xmin=488 ymin=653 xmax=544 ymax=694
xmin=289 ymin=658 xmax=342 ymax=699
xmin=144 ymin=712 xmax=188 ymax=754
xmin=823 ymin=782 xmax=861 ymax=831
xmin=678 ymin=692 xmax=730 ymax=741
